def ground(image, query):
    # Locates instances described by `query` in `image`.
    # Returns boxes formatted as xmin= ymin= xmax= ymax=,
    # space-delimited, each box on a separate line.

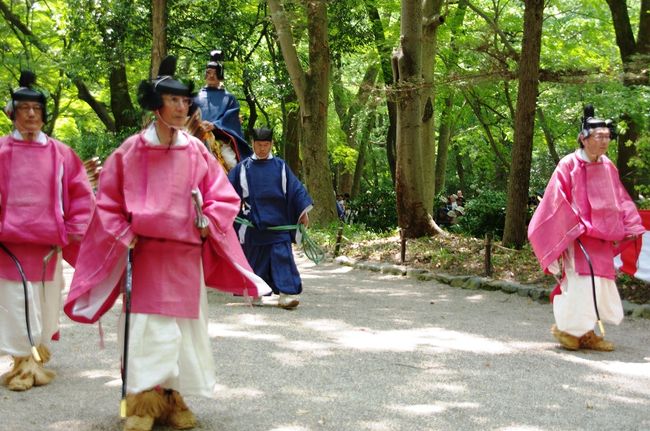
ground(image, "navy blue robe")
xmin=228 ymin=156 xmax=313 ymax=295
xmin=194 ymin=86 xmax=252 ymax=160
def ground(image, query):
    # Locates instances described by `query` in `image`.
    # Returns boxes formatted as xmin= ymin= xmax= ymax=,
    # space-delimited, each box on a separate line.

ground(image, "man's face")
xmin=581 ymin=127 xmax=611 ymax=161
xmin=205 ymin=68 xmax=221 ymax=87
xmin=253 ymin=140 xmax=273 ymax=159
xmin=14 ymin=101 xmax=44 ymax=135
xmin=158 ymin=94 xmax=192 ymax=128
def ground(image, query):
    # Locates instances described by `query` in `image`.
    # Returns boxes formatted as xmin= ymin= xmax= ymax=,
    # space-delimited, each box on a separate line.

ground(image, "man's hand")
xmin=200 ymin=120 xmax=215 ymax=133
xmin=199 ymin=226 xmax=209 ymax=239
xmin=299 ymin=213 xmax=309 ymax=228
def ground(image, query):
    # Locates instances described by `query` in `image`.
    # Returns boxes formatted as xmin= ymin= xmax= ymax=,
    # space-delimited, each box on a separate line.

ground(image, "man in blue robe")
xmin=228 ymin=127 xmax=313 ymax=309
xmin=194 ymin=49 xmax=252 ymax=168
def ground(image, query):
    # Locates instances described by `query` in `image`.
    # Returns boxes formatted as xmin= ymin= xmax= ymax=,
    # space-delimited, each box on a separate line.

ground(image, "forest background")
xmin=0 ymin=0 xmax=648 ymax=299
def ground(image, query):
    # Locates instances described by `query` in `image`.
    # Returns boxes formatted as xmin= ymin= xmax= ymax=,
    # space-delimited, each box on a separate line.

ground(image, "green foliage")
xmin=68 ymin=128 xmax=137 ymax=161
xmin=453 ymin=189 xmax=507 ymax=239
xmin=0 ymin=0 xmax=647 ymax=234
xmin=346 ymin=180 xmax=397 ymax=232
xmin=308 ymin=221 xmax=395 ymax=252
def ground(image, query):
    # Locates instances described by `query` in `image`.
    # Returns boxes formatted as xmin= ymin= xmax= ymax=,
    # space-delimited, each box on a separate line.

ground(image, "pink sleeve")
xmin=528 ymin=161 xmax=585 ymax=271
xmin=61 ymin=145 xmax=95 ymax=237
xmin=197 ymin=142 xmax=241 ymax=238
xmin=94 ymin=149 xmax=136 ymax=247
xmin=614 ymin=173 xmax=646 ymax=237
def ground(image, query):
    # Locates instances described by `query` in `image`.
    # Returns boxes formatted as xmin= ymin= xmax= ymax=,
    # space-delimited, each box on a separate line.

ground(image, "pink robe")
xmin=64 ymin=130 xmax=270 ymax=324
xmin=528 ymin=151 xmax=645 ymax=279
xmin=0 ymin=134 xmax=94 ymax=280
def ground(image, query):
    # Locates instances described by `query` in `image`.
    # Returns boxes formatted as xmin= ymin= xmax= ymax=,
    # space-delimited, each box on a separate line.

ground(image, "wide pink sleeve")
xmin=64 ymin=142 xmax=136 ymax=324
xmin=93 ymin=146 xmax=136 ymax=248
xmin=527 ymin=160 xmax=585 ymax=272
xmin=195 ymin=141 xmax=271 ymax=297
xmin=197 ymin=143 xmax=241 ymax=238
xmin=60 ymin=143 xmax=95 ymax=237
xmin=612 ymin=166 xmax=646 ymax=238
xmin=59 ymin=143 xmax=96 ymax=266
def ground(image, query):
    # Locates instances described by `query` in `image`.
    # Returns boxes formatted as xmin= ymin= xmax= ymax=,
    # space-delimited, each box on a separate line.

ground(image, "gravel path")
xmin=2 ymin=255 xmax=649 ymax=431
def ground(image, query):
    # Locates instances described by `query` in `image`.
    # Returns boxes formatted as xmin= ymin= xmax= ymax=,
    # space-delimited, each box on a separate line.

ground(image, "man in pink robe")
xmin=528 ymin=105 xmax=645 ymax=351
xmin=64 ymin=56 xmax=270 ymax=431
xmin=0 ymin=71 xmax=95 ymax=391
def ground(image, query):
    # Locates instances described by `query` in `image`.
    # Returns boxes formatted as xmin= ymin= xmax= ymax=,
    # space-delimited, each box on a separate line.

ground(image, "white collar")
xmin=144 ymin=122 xmax=189 ymax=147
xmin=578 ymin=148 xmax=600 ymax=163
xmin=251 ymin=153 xmax=274 ymax=160
xmin=12 ymin=129 xmax=47 ymax=144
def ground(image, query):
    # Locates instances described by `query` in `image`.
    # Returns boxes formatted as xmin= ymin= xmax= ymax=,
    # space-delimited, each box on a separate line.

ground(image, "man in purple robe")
xmin=528 ymin=105 xmax=645 ymax=351
xmin=193 ymin=49 xmax=252 ymax=170
xmin=228 ymin=127 xmax=313 ymax=309
xmin=0 ymin=71 xmax=94 ymax=391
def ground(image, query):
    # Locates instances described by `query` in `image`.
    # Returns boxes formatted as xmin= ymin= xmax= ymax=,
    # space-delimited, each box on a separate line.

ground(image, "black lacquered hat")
xmin=137 ymin=55 xmax=194 ymax=110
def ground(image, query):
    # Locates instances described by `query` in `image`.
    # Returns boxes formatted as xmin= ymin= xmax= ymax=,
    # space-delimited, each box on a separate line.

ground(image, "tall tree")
xmin=392 ymin=0 xmax=444 ymax=238
xmin=420 ymin=0 xmax=445 ymax=212
xmin=502 ymin=0 xmax=545 ymax=248
xmin=150 ymin=0 xmax=167 ymax=79
xmin=267 ymin=0 xmax=336 ymax=224
xmin=365 ymin=0 xmax=397 ymax=184
xmin=434 ymin=0 xmax=468 ymax=196
xmin=606 ymin=0 xmax=650 ymax=198
xmin=331 ymin=60 xmax=379 ymax=194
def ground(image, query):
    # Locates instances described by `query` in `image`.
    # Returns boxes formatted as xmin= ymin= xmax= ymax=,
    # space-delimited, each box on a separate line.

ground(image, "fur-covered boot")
xmin=124 ymin=389 xmax=167 ymax=431
xmin=3 ymin=354 xmax=56 ymax=391
xmin=579 ymin=330 xmax=614 ymax=351
xmin=551 ymin=324 xmax=580 ymax=351
xmin=161 ymin=389 xmax=197 ymax=430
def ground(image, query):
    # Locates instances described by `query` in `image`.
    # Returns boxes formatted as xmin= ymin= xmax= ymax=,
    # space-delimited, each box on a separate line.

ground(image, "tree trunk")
xmin=502 ymin=0 xmax=545 ymax=249
xmin=536 ymin=107 xmax=559 ymax=164
xmin=434 ymin=0 xmax=467 ymax=197
xmin=109 ymin=65 xmax=138 ymax=132
xmin=268 ymin=0 xmax=336 ymax=224
xmin=74 ymin=78 xmax=116 ymax=132
xmin=420 ymin=0 xmax=444 ymax=213
xmin=351 ymin=113 xmax=375 ymax=198
xmin=365 ymin=0 xmax=397 ymax=185
xmin=150 ymin=0 xmax=167 ymax=79
xmin=285 ymin=104 xmax=302 ymax=178
xmin=331 ymin=62 xmax=379 ymax=194
xmin=393 ymin=0 xmax=442 ymax=238
xmin=435 ymin=94 xmax=453 ymax=196
xmin=617 ymin=113 xmax=639 ymax=197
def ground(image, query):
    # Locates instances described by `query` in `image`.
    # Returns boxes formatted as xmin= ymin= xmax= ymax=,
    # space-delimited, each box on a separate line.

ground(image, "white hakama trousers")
xmin=553 ymin=247 xmax=624 ymax=337
xmin=118 ymin=281 xmax=217 ymax=398
xmin=0 ymin=254 xmax=64 ymax=357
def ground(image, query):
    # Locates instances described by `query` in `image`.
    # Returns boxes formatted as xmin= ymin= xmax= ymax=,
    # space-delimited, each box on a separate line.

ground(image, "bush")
xmin=454 ymin=189 xmax=506 ymax=239
xmin=346 ymin=183 xmax=397 ymax=232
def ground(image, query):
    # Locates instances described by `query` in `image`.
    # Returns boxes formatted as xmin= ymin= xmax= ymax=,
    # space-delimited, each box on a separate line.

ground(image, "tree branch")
xmin=267 ymin=0 xmax=308 ymax=111
xmin=466 ymin=1 xmax=519 ymax=61
xmin=0 ymin=0 xmax=49 ymax=52
xmin=74 ymin=78 xmax=116 ymax=132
